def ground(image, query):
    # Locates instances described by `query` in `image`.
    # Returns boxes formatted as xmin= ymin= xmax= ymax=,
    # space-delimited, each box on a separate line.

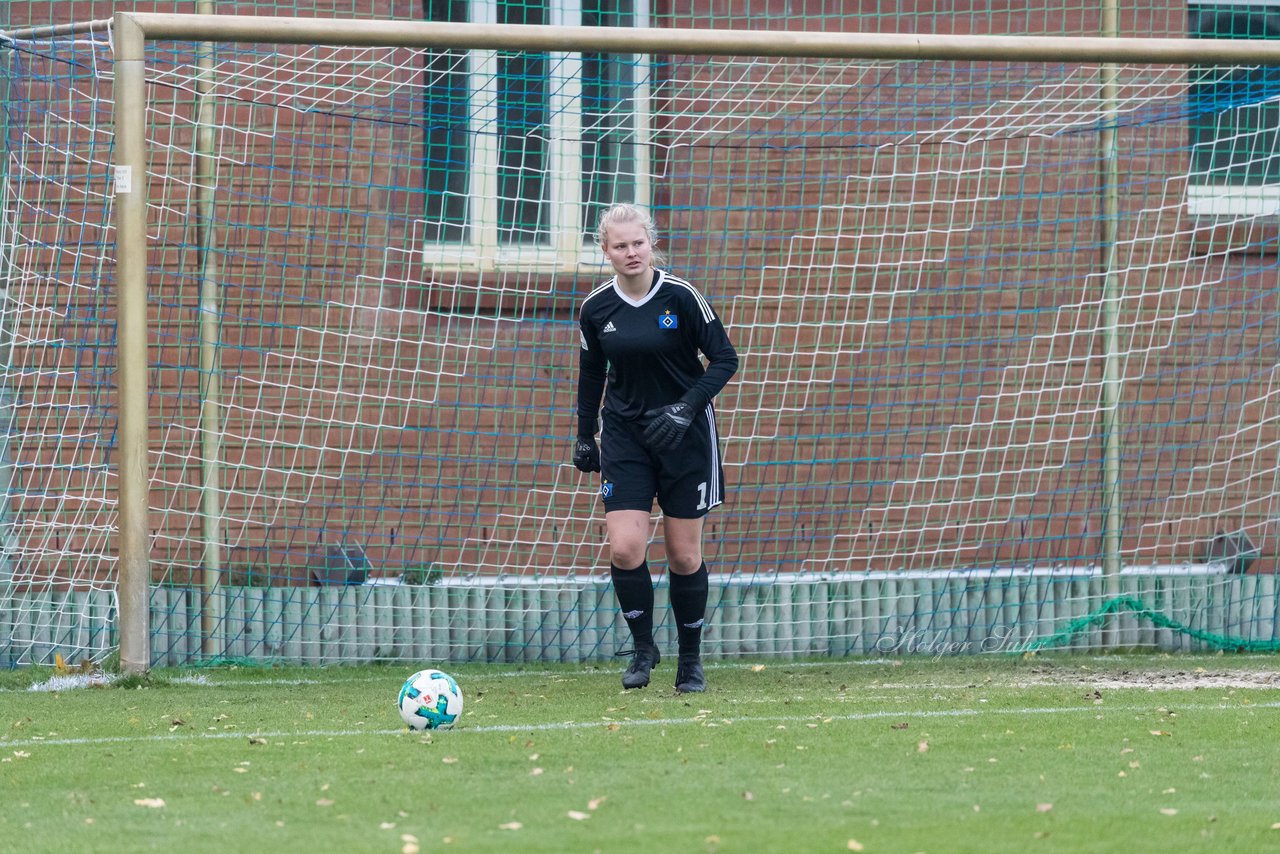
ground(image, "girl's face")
xmin=601 ymin=220 xmax=653 ymax=279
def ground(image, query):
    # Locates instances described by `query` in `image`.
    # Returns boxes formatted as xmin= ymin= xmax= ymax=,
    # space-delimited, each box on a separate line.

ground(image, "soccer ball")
xmin=397 ymin=668 xmax=463 ymax=731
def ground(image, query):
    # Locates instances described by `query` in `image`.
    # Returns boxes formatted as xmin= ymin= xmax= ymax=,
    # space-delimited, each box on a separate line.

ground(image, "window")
xmin=422 ymin=0 xmax=650 ymax=270
xmin=1188 ymin=1 xmax=1280 ymax=216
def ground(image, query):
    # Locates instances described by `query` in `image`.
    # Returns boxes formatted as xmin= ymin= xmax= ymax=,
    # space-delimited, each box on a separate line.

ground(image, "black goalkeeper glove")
xmin=641 ymin=402 xmax=695 ymax=451
xmin=573 ymin=436 xmax=601 ymax=473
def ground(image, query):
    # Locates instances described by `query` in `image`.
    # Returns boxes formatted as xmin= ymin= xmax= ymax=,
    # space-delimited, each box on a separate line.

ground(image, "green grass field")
xmin=2 ymin=654 xmax=1278 ymax=853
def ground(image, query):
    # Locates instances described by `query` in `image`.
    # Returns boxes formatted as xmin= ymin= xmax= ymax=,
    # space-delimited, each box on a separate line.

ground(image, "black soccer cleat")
xmin=674 ymin=656 xmax=706 ymax=693
xmin=621 ymin=644 xmax=661 ymax=689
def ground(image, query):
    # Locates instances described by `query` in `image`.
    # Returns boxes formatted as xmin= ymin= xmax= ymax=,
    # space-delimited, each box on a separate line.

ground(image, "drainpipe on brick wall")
xmin=196 ymin=0 xmax=226 ymax=659
xmin=1098 ymin=0 xmax=1125 ymax=646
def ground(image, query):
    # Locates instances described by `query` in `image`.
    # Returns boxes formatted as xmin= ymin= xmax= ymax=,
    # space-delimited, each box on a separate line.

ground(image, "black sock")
xmin=668 ymin=562 xmax=709 ymax=659
xmin=611 ymin=562 xmax=654 ymax=648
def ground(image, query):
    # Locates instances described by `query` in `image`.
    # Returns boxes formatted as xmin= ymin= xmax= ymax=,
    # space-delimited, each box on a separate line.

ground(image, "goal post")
xmin=112 ymin=11 xmax=153 ymax=681
xmin=6 ymin=14 xmax=1280 ymax=670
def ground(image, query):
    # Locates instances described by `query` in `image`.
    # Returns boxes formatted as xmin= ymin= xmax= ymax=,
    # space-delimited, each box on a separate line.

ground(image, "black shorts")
xmin=599 ymin=407 xmax=726 ymax=518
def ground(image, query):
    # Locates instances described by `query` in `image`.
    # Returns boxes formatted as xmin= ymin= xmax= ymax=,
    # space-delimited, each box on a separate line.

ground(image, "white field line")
xmin=8 ymin=656 xmax=1280 ymax=693
xmin=4 ymin=660 xmax=900 ymax=693
xmin=2 ymin=700 xmax=1278 ymax=751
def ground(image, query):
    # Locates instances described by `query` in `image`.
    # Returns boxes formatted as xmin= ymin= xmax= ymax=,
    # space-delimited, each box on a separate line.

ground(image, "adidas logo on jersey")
xmin=602 ymin=321 xmax=617 ymax=334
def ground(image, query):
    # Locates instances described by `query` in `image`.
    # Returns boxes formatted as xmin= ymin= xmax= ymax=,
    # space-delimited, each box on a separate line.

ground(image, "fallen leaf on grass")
xmin=847 ymin=841 xmax=865 ymax=852
xmin=133 ymin=798 xmax=165 ymax=808
xmin=1160 ymin=808 xmax=1178 ymax=816
xmin=588 ymin=796 xmax=606 ymax=810
xmin=1149 ymin=731 xmax=1171 ymax=737
xmin=567 ymin=810 xmax=590 ymax=821
xmin=1036 ymin=803 xmax=1053 ymax=813
xmin=498 ymin=822 xmax=522 ymax=830
xmin=917 ymin=741 xmax=929 ymax=753
xmin=890 ymin=722 xmax=909 ymax=730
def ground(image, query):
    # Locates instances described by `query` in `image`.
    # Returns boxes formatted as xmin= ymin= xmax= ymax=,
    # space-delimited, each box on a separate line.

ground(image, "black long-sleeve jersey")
xmin=577 ymin=269 xmax=738 ymax=430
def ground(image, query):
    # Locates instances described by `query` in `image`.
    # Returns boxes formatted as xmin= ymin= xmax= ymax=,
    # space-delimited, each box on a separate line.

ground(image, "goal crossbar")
xmin=9 ymin=13 xmax=1280 ymax=64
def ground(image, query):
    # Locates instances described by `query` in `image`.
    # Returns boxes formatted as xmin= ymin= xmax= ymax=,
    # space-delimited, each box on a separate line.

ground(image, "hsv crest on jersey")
xmin=601 ymin=481 xmax=614 ymax=498
xmin=659 ymin=311 xmax=678 ymax=330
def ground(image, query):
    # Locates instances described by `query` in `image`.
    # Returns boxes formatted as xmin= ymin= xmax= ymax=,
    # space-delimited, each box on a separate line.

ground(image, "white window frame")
xmin=422 ymin=0 xmax=652 ymax=272
xmin=1186 ymin=0 xmax=1280 ymax=217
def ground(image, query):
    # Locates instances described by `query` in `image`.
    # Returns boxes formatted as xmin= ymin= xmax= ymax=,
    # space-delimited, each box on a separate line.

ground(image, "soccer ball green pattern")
xmin=397 ymin=669 xmax=463 ymax=730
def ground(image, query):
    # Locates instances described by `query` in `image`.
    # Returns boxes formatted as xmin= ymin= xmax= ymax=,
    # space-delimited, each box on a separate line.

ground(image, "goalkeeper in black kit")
xmin=573 ymin=203 xmax=738 ymax=693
